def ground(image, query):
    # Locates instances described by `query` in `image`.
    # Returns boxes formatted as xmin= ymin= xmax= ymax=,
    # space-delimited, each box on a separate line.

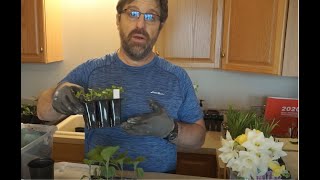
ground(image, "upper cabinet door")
xmin=21 ymin=0 xmax=63 ymax=63
xmin=21 ymin=0 xmax=45 ymax=62
xmin=155 ymin=0 xmax=223 ymax=68
xmin=282 ymin=0 xmax=298 ymax=77
xmin=221 ymin=0 xmax=289 ymax=75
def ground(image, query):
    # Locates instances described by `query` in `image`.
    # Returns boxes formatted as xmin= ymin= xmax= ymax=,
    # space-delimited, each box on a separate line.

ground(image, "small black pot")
xmin=110 ymin=99 xmax=124 ymax=126
xmin=83 ymin=101 xmax=99 ymax=128
xmin=28 ymin=157 xmax=54 ymax=179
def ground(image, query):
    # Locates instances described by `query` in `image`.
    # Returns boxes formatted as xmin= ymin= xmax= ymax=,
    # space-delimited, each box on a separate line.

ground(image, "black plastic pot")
xmin=83 ymin=101 xmax=98 ymax=128
xmin=82 ymin=99 xmax=122 ymax=129
xmin=110 ymin=99 xmax=124 ymax=126
xmin=28 ymin=157 xmax=54 ymax=179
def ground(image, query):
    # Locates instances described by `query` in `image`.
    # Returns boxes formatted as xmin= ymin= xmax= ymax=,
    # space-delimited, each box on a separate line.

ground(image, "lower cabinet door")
xmin=176 ymin=152 xmax=217 ymax=178
xmin=52 ymin=142 xmax=85 ymax=163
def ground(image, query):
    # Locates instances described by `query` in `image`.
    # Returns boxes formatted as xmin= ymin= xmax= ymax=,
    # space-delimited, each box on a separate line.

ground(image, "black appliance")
xmin=203 ymin=109 xmax=224 ymax=131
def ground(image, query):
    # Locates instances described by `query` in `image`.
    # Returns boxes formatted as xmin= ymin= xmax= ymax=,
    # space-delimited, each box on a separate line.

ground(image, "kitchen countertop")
xmin=53 ymin=127 xmax=298 ymax=179
xmin=54 ymin=161 xmax=224 ymax=179
xmin=277 ymin=137 xmax=299 ymax=151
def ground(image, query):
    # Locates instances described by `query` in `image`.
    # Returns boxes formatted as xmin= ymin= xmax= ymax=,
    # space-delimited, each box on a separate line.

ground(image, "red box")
xmin=264 ymin=97 xmax=298 ymax=138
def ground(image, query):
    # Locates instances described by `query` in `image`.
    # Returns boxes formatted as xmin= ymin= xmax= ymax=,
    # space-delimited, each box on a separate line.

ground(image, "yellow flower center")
xmin=235 ymin=134 xmax=247 ymax=144
xmin=268 ymin=161 xmax=286 ymax=177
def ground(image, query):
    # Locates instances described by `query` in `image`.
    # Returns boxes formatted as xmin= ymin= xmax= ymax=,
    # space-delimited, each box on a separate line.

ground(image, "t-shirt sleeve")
xmin=177 ymin=70 xmax=203 ymax=123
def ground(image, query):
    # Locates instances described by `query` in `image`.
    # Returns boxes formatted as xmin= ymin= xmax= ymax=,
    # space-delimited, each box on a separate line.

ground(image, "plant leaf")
xmin=101 ymin=165 xmax=116 ymax=178
xmin=136 ymin=168 xmax=144 ymax=178
xmin=113 ymin=152 xmax=128 ymax=170
xmin=80 ymin=175 xmax=89 ymax=180
xmin=101 ymin=146 xmax=120 ymax=161
xmin=225 ymin=105 xmax=279 ymax=138
xmin=87 ymin=145 xmax=104 ymax=161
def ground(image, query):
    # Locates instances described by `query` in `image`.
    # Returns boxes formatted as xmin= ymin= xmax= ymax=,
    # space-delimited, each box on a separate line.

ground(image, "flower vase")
xmin=228 ymin=169 xmax=239 ymax=179
xmin=229 ymin=168 xmax=286 ymax=180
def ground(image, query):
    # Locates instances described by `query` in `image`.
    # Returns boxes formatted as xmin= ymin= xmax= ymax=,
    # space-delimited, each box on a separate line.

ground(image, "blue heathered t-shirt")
xmin=60 ymin=52 xmax=203 ymax=172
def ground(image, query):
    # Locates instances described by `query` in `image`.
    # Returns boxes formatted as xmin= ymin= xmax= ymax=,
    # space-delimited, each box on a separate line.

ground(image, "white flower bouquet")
xmin=219 ymin=128 xmax=291 ymax=179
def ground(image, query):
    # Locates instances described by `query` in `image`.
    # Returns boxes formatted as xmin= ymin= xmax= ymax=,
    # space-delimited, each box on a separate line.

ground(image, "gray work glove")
xmin=121 ymin=100 xmax=174 ymax=138
xmin=52 ymin=82 xmax=84 ymax=115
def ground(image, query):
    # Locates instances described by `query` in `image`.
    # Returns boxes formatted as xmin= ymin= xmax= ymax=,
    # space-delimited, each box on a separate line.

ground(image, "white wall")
xmin=186 ymin=69 xmax=298 ymax=110
xmin=21 ymin=0 xmax=298 ymax=109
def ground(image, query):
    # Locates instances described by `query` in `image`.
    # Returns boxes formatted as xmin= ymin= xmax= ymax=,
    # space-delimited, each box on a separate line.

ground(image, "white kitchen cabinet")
xmin=282 ymin=0 xmax=298 ymax=77
xmin=154 ymin=0 xmax=223 ymax=68
xmin=21 ymin=0 xmax=63 ymax=63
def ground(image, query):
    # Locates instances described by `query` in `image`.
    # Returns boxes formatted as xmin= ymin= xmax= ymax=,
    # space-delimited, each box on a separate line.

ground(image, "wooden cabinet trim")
xmin=282 ymin=0 xmax=298 ymax=77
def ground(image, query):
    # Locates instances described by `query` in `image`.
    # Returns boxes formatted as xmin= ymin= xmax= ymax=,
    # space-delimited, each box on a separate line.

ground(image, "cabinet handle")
xmin=40 ymin=47 xmax=44 ymax=52
xmin=220 ymin=51 xmax=225 ymax=58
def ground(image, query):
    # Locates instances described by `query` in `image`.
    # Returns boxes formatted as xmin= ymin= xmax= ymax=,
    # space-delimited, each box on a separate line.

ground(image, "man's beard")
xmin=120 ymin=28 xmax=159 ymax=61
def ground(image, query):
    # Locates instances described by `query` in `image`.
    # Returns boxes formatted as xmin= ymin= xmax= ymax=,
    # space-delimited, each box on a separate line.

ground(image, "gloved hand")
xmin=52 ymin=82 xmax=84 ymax=115
xmin=121 ymin=99 xmax=174 ymax=138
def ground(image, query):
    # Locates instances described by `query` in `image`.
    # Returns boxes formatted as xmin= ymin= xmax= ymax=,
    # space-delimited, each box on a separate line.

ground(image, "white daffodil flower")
xmin=219 ymin=128 xmax=289 ymax=179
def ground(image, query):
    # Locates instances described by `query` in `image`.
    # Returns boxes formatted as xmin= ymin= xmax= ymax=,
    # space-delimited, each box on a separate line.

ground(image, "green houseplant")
xmin=21 ymin=104 xmax=42 ymax=124
xmin=75 ymin=86 xmax=124 ymax=129
xmin=81 ymin=145 xmax=145 ymax=180
xmin=223 ymin=105 xmax=279 ymax=138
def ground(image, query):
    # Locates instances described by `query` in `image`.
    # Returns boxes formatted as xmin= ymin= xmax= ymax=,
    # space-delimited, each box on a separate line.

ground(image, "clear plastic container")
xmin=21 ymin=123 xmax=57 ymax=179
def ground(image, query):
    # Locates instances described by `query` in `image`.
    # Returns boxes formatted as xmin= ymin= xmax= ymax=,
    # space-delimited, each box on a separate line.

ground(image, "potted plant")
xmin=75 ymin=85 xmax=124 ymax=129
xmin=80 ymin=145 xmax=145 ymax=180
xmin=219 ymin=128 xmax=291 ymax=179
xmin=222 ymin=105 xmax=279 ymax=138
xmin=219 ymin=106 xmax=292 ymax=179
xmin=21 ymin=104 xmax=42 ymax=124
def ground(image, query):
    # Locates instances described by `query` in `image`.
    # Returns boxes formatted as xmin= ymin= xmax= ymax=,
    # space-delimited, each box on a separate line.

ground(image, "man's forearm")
xmin=174 ymin=120 xmax=206 ymax=149
xmin=37 ymin=87 xmax=67 ymax=121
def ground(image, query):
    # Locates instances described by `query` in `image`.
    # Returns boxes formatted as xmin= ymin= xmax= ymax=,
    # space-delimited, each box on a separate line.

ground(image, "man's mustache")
xmin=128 ymin=28 xmax=150 ymax=40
